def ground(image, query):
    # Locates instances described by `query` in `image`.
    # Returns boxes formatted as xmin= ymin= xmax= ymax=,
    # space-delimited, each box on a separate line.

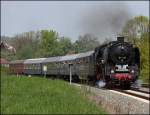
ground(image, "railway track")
xmin=112 ymin=89 xmax=150 ymax=101
xmin=130 ymin=87 xmax=149 ymax=94
xmin=142 ymin=83 xmax=150 ymax=88
xmin=73 ymin=82 xmax=150 ymax=101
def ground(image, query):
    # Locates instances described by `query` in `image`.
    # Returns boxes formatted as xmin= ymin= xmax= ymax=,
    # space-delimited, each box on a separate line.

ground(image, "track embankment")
xmin=72 ymin=83 xmax=149 ymax=114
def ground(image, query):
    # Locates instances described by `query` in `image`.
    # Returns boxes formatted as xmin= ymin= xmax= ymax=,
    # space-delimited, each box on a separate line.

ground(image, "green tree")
xmin=73 ymin=34 xmax=100 ymax=53
xmin=122 ymin=15 xmax=149 ymax=44
xmin=136 ymin=33 xmax=149 ymax=83
xmin=39 ymin=30 xmax=60 ymax=57
xmin=58 ymin=37 xmax=73 ymax=55
xmin=1 ymin=31 xmax=41 ymax=60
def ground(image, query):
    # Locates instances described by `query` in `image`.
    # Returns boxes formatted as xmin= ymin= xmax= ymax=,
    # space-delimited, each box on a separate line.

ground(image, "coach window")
xmin=90 ymin=56 xmax=92 ymax=61
xmin=32 ymin=64 xmax=34 ymax=69
xmin=31 ymin=64 xmax=33 ymax=69
xmin=38 ymin=64 xmax=39 ymax=69
xmin=37 ymin=64 xmax=39 ymax=69
xmin=25 ymin=65 xmax=27 ymax=69
xmin=35 ymin=64 xmax=37 ymax=70
xmin=47 ymin=63 xmax=50 ymax=68
xmin=26 ymin=64 xmax=28 ymax=69
xmin=81 ymin=58 xmax=84 ymax=63
xmin=86 ymin=57 xmax=88 ymax=63
xmin=29 ymin=64 xmax=31 ymax=69
xmin=24 ymin=65 xmax=26 ymax=69
xmin=84 ymin=58 xmax=86 ymax=63
xmin=34 ymin=64 xmax=35 ymax=69
xmin=28 ymin=64 xmax=30 ymax=69
xmin=36 ymin=64 xmax=38 ymax=70
xmin=27 ymin=64 xmax=29 ymax=69
xmin=33 ymin=64 xmax=35 ymax=69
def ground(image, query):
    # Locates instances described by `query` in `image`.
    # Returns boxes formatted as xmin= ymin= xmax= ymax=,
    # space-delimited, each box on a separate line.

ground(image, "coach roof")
xmin=24 ymin=58 xmax=46 ymax=64
xmin=43 ymin=56 xmax=61 ymax=63
xmin=77 ymin=50 xmax=94 ymax=58
xmin=59 ymin=53 xmax=79 ymax=61
xmin=10 ymin=60 xmax=24 ymax=64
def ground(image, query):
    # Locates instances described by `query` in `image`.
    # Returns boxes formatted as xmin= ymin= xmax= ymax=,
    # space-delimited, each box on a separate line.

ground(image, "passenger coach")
xmin=9 ymin=60 xmax=25 ymax=74
xmin=24 ymin=58 xmax=46 ymax=75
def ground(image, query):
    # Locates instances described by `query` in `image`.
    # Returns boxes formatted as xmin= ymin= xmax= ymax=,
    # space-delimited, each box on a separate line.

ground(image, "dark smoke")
xmin=79 ymin=2 xmax=132 ymax=41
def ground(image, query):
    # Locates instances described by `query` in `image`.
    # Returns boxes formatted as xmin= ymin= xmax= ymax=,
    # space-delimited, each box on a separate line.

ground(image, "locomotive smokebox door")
xmin=117 ymin=36 xmax=124 ymax=42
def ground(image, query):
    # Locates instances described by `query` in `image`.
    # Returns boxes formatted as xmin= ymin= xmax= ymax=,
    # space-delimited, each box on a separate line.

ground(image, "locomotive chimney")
xmin=117 ymin=36 xmax=124 ymax=42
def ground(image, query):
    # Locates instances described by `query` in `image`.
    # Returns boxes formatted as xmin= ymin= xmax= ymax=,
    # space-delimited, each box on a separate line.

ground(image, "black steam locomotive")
xmin=94 ymin=37 xmax=140 ymax=88
xmin=9 ymin=37 xmax=140 ymax=89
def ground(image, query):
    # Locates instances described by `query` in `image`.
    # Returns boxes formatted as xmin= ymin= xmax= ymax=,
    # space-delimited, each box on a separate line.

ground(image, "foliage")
xmin=1 ymin=31 xmax=40 ymax=60
xmin=135 ymin=33 xmax=149 ymax=83
xmin=73 ymin=34 xmax=100 ymax=53
xmin=58 ymin=37 xmax=73 ymax=55
xmin=1 ymin=31 xmax=100 ymax=60
xmin=1 ymin=75 xmax=105 ymax=114
xmin=39 ymin=30 xmax=60 ymax=57
xmin=122 ymin=15 xmax=149 ymax=44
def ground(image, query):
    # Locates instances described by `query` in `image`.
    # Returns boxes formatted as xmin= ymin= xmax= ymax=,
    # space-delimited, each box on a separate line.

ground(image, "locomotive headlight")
xmin=101 ymin=59 xmax=104 ymax=64
xmin=111 ymin=70 xmax=114 ymax=73
xmin=131 ymin=70 xmax=134 ymax=73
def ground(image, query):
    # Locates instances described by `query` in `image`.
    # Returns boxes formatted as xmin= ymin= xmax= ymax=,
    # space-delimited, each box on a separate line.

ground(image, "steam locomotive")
xmin=94 ymin=37 xmax=140 ymax=88
xmin=9 ymin=37 xmax=140 ymax=89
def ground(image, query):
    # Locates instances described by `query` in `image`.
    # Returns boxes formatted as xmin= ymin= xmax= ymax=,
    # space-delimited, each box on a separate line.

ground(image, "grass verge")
xmin=1 ymin=74 xmax=106 ymax=114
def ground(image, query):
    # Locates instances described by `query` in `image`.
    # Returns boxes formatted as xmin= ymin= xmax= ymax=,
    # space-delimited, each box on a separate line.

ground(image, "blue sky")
xmin=1 ymin=1 xmax=149 ymax=42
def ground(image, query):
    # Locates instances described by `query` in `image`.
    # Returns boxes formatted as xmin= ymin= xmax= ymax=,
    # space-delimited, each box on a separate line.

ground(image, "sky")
xmin=1 ymin=1 xmax=149 ymax=42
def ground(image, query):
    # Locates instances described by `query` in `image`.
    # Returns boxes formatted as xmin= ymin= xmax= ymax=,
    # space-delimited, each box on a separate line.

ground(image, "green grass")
xmin=1 ymin=74 xmax=106 ymax=114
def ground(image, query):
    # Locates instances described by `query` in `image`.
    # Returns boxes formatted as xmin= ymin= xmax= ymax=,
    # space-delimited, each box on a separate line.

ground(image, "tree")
xmin=135 ymin=33 xmax=149 ymax=83
xmin=39 ymin=30 xmax=60 ymax=57
xmin=58 ymin=37 xmax=73 ymax=55
xmin=122 ymin=16 xmax=149 ymax=44
xmin=1 ymin=31 xmax=41 ymax=60
xmin=73 ymin=34 xmax=100 ymax=53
